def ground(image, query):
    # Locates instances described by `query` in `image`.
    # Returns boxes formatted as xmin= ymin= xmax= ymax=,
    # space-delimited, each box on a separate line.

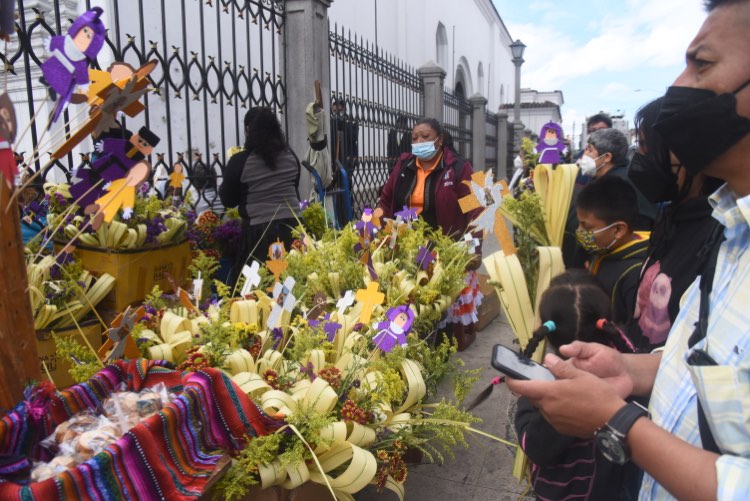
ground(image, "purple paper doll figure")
xmin=41 ymin=7 xmax=106 ymax=124
xmin=372 ymin=305 xmax=414 ymax=353
xmin=535 ymin=122 xmax=567 ymax=165
xmin=70 ymin=126 xmax=160 ymax=207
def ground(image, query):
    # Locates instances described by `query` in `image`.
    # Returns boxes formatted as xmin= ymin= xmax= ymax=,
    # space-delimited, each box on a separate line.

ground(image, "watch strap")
xmin=607 ymin=402 xmax=649 ymax=438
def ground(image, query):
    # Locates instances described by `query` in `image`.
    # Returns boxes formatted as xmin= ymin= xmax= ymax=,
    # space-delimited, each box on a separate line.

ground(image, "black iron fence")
xmin=443 ymin=90 xmax=472 ymax=162
xmin=7 ymin=0 xmax=285 ymax=212
xmin=329 ymin=23 xmax=423 ymax=216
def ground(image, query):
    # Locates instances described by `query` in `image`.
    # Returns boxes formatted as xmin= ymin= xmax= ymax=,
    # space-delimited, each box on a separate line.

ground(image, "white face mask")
xmin=544 ymin=137 xmax=557 ymax=146
xmin=578 ymin=154 xmax=605 ymax=177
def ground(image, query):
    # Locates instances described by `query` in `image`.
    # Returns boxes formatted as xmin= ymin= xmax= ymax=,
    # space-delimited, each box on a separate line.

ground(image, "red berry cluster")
xmin=375 ymin=441 xmax=408 ymax=490
xmin=177 ymin=347 xmax=210 ymax=372
xmin=340 ymin=399 xmax=370 ymax=425
xmin=318 ymin=367 xmax=342 ymax=390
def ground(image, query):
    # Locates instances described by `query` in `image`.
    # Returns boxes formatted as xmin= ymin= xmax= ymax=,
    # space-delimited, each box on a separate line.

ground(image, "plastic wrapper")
xmin=30 ymin=384 xmax=175 ymax=482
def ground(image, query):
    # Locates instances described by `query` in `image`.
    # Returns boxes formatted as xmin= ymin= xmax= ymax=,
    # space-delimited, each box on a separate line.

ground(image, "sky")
xmin=491 ymin=0 xmax=708 ymax=146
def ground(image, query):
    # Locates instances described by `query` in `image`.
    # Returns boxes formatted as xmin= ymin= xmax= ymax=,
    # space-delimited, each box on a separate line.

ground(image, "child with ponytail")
xmin=514 ymin=270 xmax=638 ymax=501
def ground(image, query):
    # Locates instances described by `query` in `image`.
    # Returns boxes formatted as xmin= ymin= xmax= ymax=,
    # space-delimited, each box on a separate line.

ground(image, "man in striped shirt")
xmin=508 ymin=1 xmax=750 ymax=499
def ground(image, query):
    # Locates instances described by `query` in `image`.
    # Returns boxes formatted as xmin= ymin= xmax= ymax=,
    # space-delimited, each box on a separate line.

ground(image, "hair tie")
xmin=543 ymin=320 xmax=556 ymax=332
xmin=596 ymin=318 xmax=608 ymax=330
xmin=491 ymin=376 xmax=504 ymax=386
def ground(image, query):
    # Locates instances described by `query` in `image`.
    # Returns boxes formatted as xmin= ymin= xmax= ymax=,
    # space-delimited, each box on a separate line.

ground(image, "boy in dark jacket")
xmin=575 ymin=176 xmax=650 ymax=326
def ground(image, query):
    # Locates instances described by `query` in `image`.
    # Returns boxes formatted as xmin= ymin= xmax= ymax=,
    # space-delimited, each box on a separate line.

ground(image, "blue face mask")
xmin=411 ymin=139 xmax=439 ymax=160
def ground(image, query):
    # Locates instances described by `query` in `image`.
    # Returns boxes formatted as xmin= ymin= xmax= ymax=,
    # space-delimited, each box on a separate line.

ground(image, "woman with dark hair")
xmin=379 ymin=117 xmax=476 ymax=237
xmin=220 ymin=107 xmax=301 ymax=286
xmin=379 ymin=117 xmax=481 ymax=349
xmin=627 ymin=97 xmax=723 ymax=350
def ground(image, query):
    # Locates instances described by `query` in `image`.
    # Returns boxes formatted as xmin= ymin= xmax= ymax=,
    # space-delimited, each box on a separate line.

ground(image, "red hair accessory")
xmin=596 ymin=318 xmax=608 ymax=330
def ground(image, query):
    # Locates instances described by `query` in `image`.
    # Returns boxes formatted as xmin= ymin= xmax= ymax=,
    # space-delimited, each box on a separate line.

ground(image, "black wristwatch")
xmin=595 ymin=402 xmax=650 ymax=465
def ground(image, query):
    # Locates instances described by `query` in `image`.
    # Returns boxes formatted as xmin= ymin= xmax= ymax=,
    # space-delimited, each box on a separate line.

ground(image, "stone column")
xmin=496 ymin=110 xmax=509 ymax=180
xmin=417 ymin=61 xmax=446 ymax=123
xmin=280 ymin=0 xmax=333 ymax=197
xmin=469 ymin=94 xmax=487 ymax=172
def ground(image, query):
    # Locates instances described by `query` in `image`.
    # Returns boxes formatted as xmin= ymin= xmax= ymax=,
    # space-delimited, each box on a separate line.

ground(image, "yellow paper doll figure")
xmin=86 ymin=161 xmax=151 ymax=229
xmin=167 ymin=162 xmax=186 ymax=203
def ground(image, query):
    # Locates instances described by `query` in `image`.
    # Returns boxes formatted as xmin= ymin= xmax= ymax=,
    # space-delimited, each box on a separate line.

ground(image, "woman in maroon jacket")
xmin=379 ymin=118 xmax=482 ymax=349
xmin=379 ymin=118 xmax=476 ymax=238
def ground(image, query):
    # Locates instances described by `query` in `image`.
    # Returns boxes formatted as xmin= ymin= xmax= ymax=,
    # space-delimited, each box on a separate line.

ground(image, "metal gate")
xmin=6 ymin=0 xmax=285 ymax=211
xmin=329 ymin=23 xmax=423 ymax=216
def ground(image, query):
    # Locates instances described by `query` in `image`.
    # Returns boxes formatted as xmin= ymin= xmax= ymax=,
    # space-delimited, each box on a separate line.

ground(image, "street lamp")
xmin=510 ymin=39 xmax=526 ymax=158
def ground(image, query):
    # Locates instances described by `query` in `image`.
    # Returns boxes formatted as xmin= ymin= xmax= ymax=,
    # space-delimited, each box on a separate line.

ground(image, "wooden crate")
xmin=59 ymin=240 xmax=192 ymax=311
xmin=36 ymin=321 xmax=103 ymax=389
xmin=476 ymin=273 xmax=501 ymax=332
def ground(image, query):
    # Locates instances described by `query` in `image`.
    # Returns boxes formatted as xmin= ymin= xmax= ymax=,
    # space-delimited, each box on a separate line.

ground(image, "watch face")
xmin=596 ymin=430 xmax=629 ymax=465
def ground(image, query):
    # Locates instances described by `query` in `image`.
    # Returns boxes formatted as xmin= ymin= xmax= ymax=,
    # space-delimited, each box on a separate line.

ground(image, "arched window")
xmin=436 ymin=23 xmax=448 ymax=69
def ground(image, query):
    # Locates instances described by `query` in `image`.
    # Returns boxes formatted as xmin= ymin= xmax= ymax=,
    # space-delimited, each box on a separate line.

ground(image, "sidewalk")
xmin=359 ymin=239 xmax=532 ymax=500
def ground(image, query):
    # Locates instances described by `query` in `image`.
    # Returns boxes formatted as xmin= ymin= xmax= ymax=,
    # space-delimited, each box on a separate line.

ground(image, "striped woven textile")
xmin=0 ymin=359 xmax=281 ymax=500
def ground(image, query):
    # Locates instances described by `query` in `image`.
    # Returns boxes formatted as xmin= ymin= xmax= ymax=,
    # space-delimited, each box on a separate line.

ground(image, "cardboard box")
xmin=59 ymin=240 xmax=192 ymax=311
xmin=36 ymin=321 xmax=103 ymax=389
xmin=476 ymin=273 xmax=501 ymax=332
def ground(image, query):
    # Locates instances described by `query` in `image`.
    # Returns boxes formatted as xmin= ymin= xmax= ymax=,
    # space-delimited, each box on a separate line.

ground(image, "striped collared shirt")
xmin=640 ymin=184 xmax=750 ymax=500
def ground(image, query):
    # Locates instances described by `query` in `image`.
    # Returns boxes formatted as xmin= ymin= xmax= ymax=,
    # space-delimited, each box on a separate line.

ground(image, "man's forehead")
xmin=689 ymin=4 xmax=750 ymax=55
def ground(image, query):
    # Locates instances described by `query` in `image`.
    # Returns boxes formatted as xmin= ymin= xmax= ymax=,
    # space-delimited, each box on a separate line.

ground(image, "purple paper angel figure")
xmin=372 ymin=305 xmax=414 ymax=353
xmin=40 ymin=7 xmax=106 ymax=124
xmin=70 ymin=126 xmax=160 ymax=207
xmin=535 ymin=122 xmax=567 ymax=165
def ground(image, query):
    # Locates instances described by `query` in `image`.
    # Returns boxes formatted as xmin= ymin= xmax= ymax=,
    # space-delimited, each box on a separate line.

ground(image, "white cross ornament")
xmin=267 ymin=276 xmax=296 ymax=329
xmin=463 ymin=233 xmax=480 ymax=254
xmin=192 ymin=272 xmax=204 ymax=306
xmin=336 ymin=290 xmax=355 ymax=316
xmin=240 ymin=261 xmax=261 ymax=297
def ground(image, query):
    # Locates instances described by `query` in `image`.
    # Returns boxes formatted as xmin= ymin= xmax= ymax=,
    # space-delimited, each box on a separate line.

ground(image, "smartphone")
xmin=491 ymin=344 xmax=555 ymax=381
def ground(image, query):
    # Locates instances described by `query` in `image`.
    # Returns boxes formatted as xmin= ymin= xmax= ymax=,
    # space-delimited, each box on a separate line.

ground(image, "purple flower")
xmin=213 ymin=219 xmax=241 ymax=251
xmin=145 ymin=215 xmax=167 ymax=244
xmin=138 ymin=182 xmax=151 ymax=195
xmin=271 ymin=327 xmax=283 ymax=350
xmin=299 ymin=200 xmax=309 ymax=210
xmin=50 ymin=251 xmax=75 ymax=279
xmin=352 ymin=323 xmax=363 ymax=332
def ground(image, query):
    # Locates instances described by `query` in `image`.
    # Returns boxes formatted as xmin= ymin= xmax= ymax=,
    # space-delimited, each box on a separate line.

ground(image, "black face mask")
xmin=654 ymin=79 xmax=750 ymax=176
xmin=628 ymin=151 xmax=679 ymax=204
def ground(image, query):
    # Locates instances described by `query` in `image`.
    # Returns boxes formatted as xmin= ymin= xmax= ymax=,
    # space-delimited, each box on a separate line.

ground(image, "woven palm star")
xmin=458 ymin=169 xmax=516 ymax=254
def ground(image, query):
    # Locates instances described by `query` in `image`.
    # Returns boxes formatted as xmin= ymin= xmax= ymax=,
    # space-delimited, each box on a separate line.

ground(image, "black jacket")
xmin=589 ymin=232 xmax=650 ymax=326
xmin=516 ymin=396 xmax=630 ymax=500
xmin=628 ymin=196 xmax=721 ymax=351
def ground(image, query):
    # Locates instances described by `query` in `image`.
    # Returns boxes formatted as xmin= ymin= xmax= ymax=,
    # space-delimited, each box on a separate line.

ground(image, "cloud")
xmin=506 ymin=0 xmax=706 ymax=90
xmin=602 ymin=82 xmax=632 ymax=95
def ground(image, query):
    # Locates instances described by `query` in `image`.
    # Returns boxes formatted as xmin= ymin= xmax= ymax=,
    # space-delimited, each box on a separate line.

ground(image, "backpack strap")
xmin=687 ymin=221 xmax=725 ymax=453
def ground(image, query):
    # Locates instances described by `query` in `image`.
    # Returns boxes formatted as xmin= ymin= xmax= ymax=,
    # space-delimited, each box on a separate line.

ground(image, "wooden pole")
xmin=0 ymin=179 xmax=40 ymax=411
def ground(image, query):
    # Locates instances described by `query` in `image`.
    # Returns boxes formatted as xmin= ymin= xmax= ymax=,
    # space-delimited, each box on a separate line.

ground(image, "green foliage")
xmin=501 ymin=191 xmax=549 ymax=303
xmin=405 ymin=336 xmax=456 ymax=396
xmin=199 ymin=322 xmax=240 ymax=367
xmin=452 ymin=365 xmax=483 ymax=406
xmin=144 ymin=285 xmax=168 ymax=312
xmin=413 ymin=399 xmax=483 ymax=463
xmin=299 ymin=202 xmax=327 ymax=240
xmin=53 ymin=334 xmax=101 ymax=383
xmin=188 ymin=251 xmax=220 ymax=300
xmin=213 ymin=433 xmax=283 ymax=501
xmin=521 ymin=137 xmax=540 ymax=169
